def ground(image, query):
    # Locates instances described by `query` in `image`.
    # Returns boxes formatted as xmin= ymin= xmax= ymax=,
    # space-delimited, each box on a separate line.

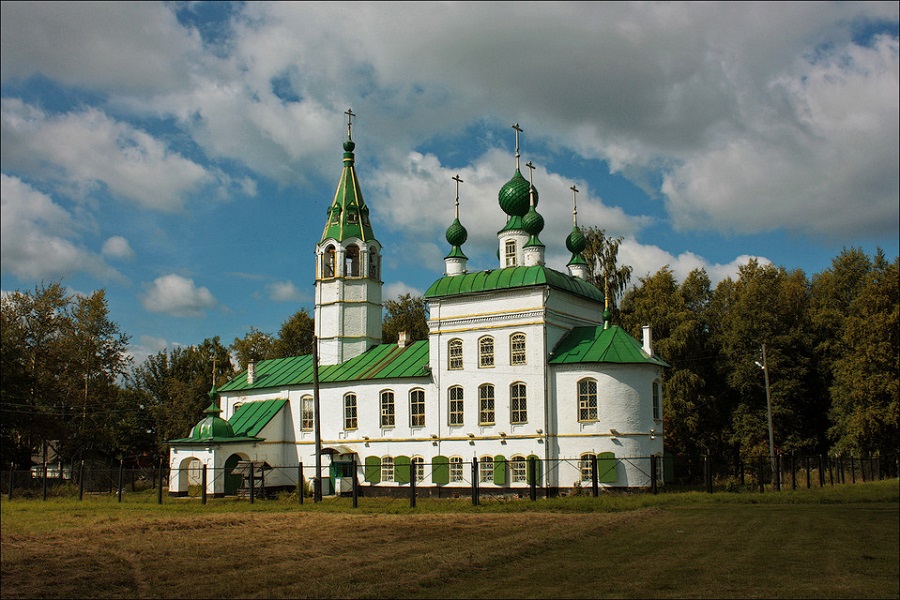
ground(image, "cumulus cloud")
xmin=102 ymin=236 xmax=135 ymax=260
xmin=141 ymin=274 xmax=217 ymax=317
xmin=0 ymin=174 xmax=115 ymax=279
xmin=384 ymin=281 xmax=424 ymax=302
xmin=266 ymin=280 xmax=307 ymax=302
xmin=1 ymin=99 xmax=213 ymax=212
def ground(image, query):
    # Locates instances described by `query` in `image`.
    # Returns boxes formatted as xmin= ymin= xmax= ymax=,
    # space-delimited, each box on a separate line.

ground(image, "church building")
xmin=168 ymin=116 xmax=667 ymax=497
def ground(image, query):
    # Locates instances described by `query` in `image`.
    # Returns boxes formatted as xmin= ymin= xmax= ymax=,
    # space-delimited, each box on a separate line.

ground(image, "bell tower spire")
xmin=314 ymin=109 xmax=383 ymax=365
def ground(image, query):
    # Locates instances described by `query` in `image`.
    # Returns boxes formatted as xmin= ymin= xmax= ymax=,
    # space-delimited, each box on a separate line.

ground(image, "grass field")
xmin=1 ymin=481 xmax=898 ymax=599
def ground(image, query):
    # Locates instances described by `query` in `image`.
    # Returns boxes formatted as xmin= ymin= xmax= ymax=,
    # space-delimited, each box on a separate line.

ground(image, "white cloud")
xmin=126 ymin=335 xmax=170 ymax=367
xmin=102 ymin=236 xmax=134 ymax=260
xmin=266 ymin=280 xmax=307 ymax=302
xmin=0 ymin=174 xmax=115 ymax=279
xmin=1 ymin=99 xmax=213 ymax=212
xmin=384 ymin=281 xmax=424 ymax=302
xmin=141 ymin=274 xmax=217 ymax=317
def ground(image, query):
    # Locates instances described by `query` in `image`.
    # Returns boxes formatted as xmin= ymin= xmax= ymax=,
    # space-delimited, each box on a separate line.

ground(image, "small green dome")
xmin=446 ymin=217 xmax=468 ymax=247
xmin=498 ymin=170 xmax=537 ymax=217
xmin=522 ymin=205 xmax=544 ymax=236
xmin=343 ymin=138 xmax=356 ymax=152
xmin=566 ymin=226 xmax=586 ymax=254
xmin=188 ymin=402 xmax=235 ymax=440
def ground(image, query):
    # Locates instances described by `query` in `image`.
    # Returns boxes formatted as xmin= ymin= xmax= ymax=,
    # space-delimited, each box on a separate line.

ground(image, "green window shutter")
xmin=598 ymin=451 xmax=617 ymax=483
xmin=493 ymin=455 xmax=507 ymax=485
xmin=364 ymin=456 xmax=381 ymax=483
xmin=395 ymin=456 xmax=411 ymax=484
xmin=433 ymin=455 xmax=449 ymax=485
xmin=526 ymin=454 xmax=542 ymax=485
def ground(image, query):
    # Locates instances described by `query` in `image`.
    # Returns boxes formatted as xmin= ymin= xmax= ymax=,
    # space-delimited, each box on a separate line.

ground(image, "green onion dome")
xmin=522 ymin=204 xmax=544 ymax=236
xmin=566 ymin=226 xmax=586 ymax=254
xmin=343 ymin=139 xmax=356 ymax=153
xmin=446 ymin=217 xmax=468 ymax=247
xmin=498 ymin=169 xmax=538 ymax=217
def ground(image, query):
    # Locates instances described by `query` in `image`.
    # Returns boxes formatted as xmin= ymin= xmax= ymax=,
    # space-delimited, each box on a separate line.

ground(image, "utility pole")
xmin=313 ymin=337 xmax=322 ymax=502
xmin=757 ymin=344 xmax=776 ymax=486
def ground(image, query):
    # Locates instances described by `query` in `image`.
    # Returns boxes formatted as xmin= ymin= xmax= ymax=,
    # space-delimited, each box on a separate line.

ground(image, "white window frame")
xmin=449 ymin=456 xmax=464 ymax=482
xmin=479 ymin=456 xmax=494 ymax=483
xmin=478 ymin=336 xmax=494 ymax=368
xmin=301 ymin=395 xmax=314 ymax=431
xmin=479 ymin=384 xmax=495 ymax=425
xmin=448 ymin=386 xmax=464 ymax=426
xmin=380 ymin=390 xmax=395 ymax=428
xmin=578 ymin=378 xmax=598 ymax=422
xmin=510 ymin=382 xmax=527 ymax=424
xmin=511 ymin=456 xmax=527 ymax=483
xmin=344 ymin=393 xmax=358 ymax=430
xmin=410 ymin=389 xmax=426 ymax=427
xmin=381 ymin=456 xmax=394 ymax=482
xmin=510 ymin=333 xmax=526 ymax=365
xmin=448 ymin=338 xmax=463 ymax=370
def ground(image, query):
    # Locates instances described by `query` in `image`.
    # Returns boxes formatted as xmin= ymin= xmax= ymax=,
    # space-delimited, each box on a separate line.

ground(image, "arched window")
xmin=479 ymin=455 xmax=494 ymax=483
xmin=510 ymin=382 xmax=527 ymax=424
xmin=505 ymin=239 xmax=517 ymax=267
xmin=510 ymin=455 xmax=527 ymax=483
xmin=323 ymin=246 xmax=336 ymax=278
xmin=412 ymin=456 xmax=425 ymax=482
xmin=409 ymin=389 xmax=426 ymax=427
xmin=345 ymin=244 xmax=360 ymax=277
xmin=578 ymin=378 xmax=598 ymax=421
xmin=448 ymin=386 xmax=464 ymax=426
xmin=580 ymin=453 xmax=595 ymax=482
xmin=449 ymin=456 xmax=464 ymax=482
xmin=479 ymin=384 xmax=495 ymax=425
xmin=381 ymin=456 xmax=394 ymax=482
xmin=368 ymin=247 xmax=380 ymax=280
xmin=478 ymin=336 xmax=494 ymax=368
xmin=344 ymin=393 xmax=358 ymax=430
xmin=380 ymin=390 xmax=395 ymax=428
xmin=301 ymin=395 xmax=314 ymax=431
xmin=448 ymin=338 xmax=463 ymax=370
xmin=510 ymin=333 xmax=526 ymax=365
xmin=652 ymin=380 xmax=661 ymax=420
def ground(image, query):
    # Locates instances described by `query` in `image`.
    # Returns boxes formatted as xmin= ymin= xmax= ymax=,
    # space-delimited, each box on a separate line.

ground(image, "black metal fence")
xmin=3 ymin=453 xmax=894 ymax=506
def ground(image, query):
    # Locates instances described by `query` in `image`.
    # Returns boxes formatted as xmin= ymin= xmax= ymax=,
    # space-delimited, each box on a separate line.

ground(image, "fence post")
xmin=471 ymin=457 xmax=479 ymax=506
xmin=757 ymin=455 xmax=764 ymax=493
xmin=775 ymin=454 xmax=781 ymax=492
xmin=201 ymin=464 xmax=208 ymax=505
xmin=78 ymin=461 xmax=85 ymax=501
xmin=591 ymin=455 xmax=599 ymax=497
xmin=249 ymin=463 xmax=255 ymax=504
xmin=528 ymin=456 xmax=537 ymax=502
xmin=7 ymin=463 xmax=14 ymax=501
xmin=650 ymin=456 xmax=658 ymax=495
xmin=352 ymin=456 xmax=359 ymax=509
xmin=157 ymin=459 xmax=164 ymax=505
xmin=704 ymin=454 xmax=712 ymax=494
xmin=42 ymin=462 xmax=48 ymax=501
xmin=117 ymin=460 xmax=123 ymax=503
xmin=298 ymin=462 xmax=304 ymax=505
xmin=409 ymin=460 xmax=417 ymax=509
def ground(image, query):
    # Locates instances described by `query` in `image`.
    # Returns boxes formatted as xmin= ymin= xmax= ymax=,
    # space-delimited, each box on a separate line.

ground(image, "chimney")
xmin=247 ymin=360 xmax=256 ymax=384
xmin=642 ymin=326 xmax=653 ymax=356
xmin=398 ymin=331 xmax=408 ymax=349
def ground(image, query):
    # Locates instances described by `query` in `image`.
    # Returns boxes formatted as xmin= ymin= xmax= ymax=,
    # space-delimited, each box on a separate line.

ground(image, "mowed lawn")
xmin=1 ymin=482 xmax=898 ymax=599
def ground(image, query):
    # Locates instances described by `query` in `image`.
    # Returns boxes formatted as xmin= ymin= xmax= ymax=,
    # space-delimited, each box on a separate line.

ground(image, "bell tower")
xmin=314 ymin=110 xmax=383 ymax=365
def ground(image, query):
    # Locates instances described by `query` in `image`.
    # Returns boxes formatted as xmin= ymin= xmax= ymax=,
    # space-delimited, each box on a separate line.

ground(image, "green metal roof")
xmin=229 ymin=399 xmax=287 ymax=437
xmin=549 ymin=325 xmax=669 ymax=367
xmin=219 ymin=340 xmax=430 ymax=393
xmin=424 ymin=265 xmax=604 ymax=303
xmin=319 ymin=138 xmax=377 ymax=244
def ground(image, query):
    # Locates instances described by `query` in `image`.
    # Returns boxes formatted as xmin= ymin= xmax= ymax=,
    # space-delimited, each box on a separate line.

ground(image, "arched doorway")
xmin=224 ymin=453 xmax=249 ymax=496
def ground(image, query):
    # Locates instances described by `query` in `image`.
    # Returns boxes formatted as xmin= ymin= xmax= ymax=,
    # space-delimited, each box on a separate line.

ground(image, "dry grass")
xmin=2 ymin=481 xmax=898 ymax=599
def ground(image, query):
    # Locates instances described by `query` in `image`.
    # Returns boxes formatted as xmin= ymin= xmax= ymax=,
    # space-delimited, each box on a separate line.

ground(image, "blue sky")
xmin=2 ymin=2 xmax=898 ymax=367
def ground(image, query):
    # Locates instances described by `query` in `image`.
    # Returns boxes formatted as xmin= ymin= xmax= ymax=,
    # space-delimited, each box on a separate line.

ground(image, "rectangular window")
xmin=450 ymin=457 xmax=464 ymax=482
xmin=505 ymin=239 xmax=517 ymax=267
xmin=580 ymin=455 xmax=594 ymax=482
xmin=479 ymin=385 xmax=495 ymax=425
xmin=448 ymin=339 xmax=463 ymax=370
xmin=344 ymin=394 xmax=358 ymax=430
xmin=578 ymin=379 xmax=598 ymax=421
xmin=381 ymin=457 xmax=394 ymax=482
xmin=448 ymin=386 xmax=464 ymax=426
xmin=510 ymin=333 xmax=526 ymax=365
xmin=412 ymin=457 xmax=425 ymax=482
xmin=510 ymin=383 xmax=527 ymax=424
xmin=410 ymin=389 xmax=426 ymax=427
xmin=479 ymin=337 xmax=494 ymax=368
xmin=301 ymin=396 xmax=314 ymax=431
xmin=380 ymin=391 xmax=395 ymax=428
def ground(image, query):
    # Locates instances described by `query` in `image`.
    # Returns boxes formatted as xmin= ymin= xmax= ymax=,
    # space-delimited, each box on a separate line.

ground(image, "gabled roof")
xmin=424 ymin=265 xmax=604 ymax=303
xmin=219 ymin=340 xmax=430 ymax=393
xmin=550 ymin=325 xmax=669 ymax=367
xmin=229 ymin=399 xmax=287 ymax=437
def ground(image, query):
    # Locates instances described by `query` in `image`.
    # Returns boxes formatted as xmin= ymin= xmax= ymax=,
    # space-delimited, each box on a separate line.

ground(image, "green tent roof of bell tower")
xmin=320 ymin=137 xmax=377 ymax=244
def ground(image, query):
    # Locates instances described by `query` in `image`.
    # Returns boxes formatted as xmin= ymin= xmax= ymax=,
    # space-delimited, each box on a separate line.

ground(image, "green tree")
xmin=382 ymin=294 xmax=428 ymax=344
xmin=271 ymin=309 xmax=315 ymax=357
xmin=231 ymin=327 xmax=275 ymax=370
xmin=581 ymin=227 xmax=632 ymax=317
xmin=828 ymin=253 xmax=899 ymax=458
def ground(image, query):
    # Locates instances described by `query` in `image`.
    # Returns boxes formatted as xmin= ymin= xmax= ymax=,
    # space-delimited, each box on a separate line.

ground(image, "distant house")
xmin=168 ymin=121 xmax=667 ymax=497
